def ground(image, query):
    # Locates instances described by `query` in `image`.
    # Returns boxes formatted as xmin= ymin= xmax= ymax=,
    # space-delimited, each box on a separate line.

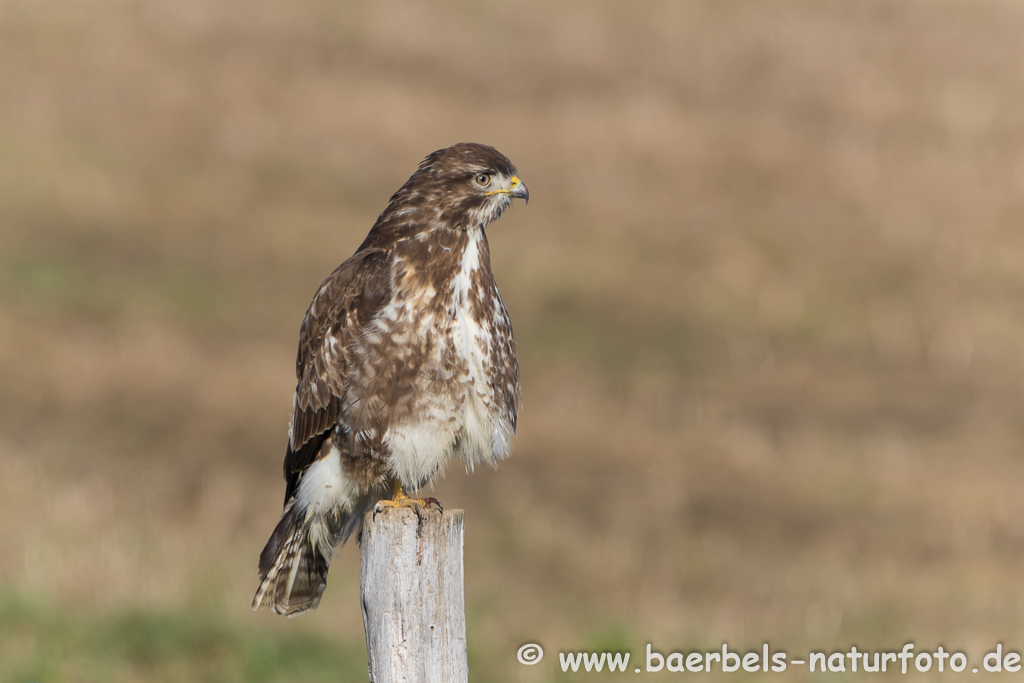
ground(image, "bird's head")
xmin=399 ymin=143 xmax=529 ymax=230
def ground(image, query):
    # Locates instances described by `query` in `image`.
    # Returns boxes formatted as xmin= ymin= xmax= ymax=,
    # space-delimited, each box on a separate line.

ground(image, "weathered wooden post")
xmin=360 ymin=507 xmax=468 ymax=683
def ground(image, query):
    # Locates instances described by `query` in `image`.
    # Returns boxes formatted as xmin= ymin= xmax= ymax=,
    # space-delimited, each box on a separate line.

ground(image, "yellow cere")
xmin=486 ymin=176 xmax=521 ymax=196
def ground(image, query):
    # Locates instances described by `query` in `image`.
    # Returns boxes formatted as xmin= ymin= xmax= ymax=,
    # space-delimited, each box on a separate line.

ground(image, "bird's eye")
xmin=474 ymin=173 xmax=491 ymax=187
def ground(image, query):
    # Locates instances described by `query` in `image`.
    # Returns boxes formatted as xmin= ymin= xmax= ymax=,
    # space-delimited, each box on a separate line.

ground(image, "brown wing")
xmin=282 ymin=248 xmax=392 ymax=500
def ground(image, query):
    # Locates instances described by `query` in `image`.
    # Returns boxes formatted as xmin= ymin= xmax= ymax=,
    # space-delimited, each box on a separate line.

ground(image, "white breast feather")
xmin=452 ymin=232 xmax=496 ymax=468
xmin=385 ymin=228 xmax=513 ymax=490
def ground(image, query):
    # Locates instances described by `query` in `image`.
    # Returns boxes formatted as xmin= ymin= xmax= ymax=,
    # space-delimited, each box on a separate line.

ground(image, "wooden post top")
xmin=360 ymin=507 xmax=468 ymax=683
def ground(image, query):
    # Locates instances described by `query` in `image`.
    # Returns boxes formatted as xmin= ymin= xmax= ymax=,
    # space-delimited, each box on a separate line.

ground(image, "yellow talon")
xmin=373 ymin=481 xmax=442 ymax=517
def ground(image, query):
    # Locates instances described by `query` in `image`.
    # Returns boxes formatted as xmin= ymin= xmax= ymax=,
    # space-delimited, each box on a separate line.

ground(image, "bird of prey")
xmin=252 ymin=143 xmax=528 ymax=616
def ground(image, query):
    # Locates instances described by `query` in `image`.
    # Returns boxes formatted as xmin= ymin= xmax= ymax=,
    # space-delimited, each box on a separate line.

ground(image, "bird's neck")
xmin=389 ymin=224 xmax=491 ymax=296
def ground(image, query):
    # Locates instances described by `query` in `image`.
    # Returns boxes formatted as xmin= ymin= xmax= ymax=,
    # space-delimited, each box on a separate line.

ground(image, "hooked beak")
xmin=508 ymin=175 xmax=530 ymax=204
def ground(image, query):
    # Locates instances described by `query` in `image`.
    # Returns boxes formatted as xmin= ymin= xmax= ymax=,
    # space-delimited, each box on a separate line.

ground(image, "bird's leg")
xmin=373 ymin=480 xmax=442 ymax=519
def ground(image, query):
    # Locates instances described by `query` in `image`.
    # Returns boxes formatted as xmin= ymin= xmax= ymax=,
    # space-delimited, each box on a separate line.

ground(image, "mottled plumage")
xmin=253 ymin=143 xmax=527 ymax=616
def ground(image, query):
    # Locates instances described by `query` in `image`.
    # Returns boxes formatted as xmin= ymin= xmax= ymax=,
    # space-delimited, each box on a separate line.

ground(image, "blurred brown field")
xmin=3 ymin=0 xmax=1024 ymax=680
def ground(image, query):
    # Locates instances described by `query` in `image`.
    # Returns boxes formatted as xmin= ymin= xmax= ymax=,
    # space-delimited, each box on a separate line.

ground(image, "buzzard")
xmin=252 ymin=143 xmax=528 ymax=616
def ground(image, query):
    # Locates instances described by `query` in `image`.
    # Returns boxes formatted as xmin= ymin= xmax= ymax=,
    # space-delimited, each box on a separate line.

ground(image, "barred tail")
xmin=251 ymin=497 xmax=363 ymax=617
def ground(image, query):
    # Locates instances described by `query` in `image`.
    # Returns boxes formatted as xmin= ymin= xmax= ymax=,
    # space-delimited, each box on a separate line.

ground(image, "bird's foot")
xmin=373 ymin=496 xmax=442 ymax=515
xmin=373 ymin=482 xmax=442 ymax=520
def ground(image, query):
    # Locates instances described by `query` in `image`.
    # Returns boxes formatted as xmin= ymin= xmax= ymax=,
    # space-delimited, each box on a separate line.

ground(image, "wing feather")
xmin=282 ymin=248 xmax=392 ymax=499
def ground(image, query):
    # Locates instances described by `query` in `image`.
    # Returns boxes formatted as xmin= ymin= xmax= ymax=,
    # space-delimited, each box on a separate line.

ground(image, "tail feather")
xmin=252 ymin=501 xmax=340 ymax=617
xmin=253 ymin=442 xmax=380 ymax=617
